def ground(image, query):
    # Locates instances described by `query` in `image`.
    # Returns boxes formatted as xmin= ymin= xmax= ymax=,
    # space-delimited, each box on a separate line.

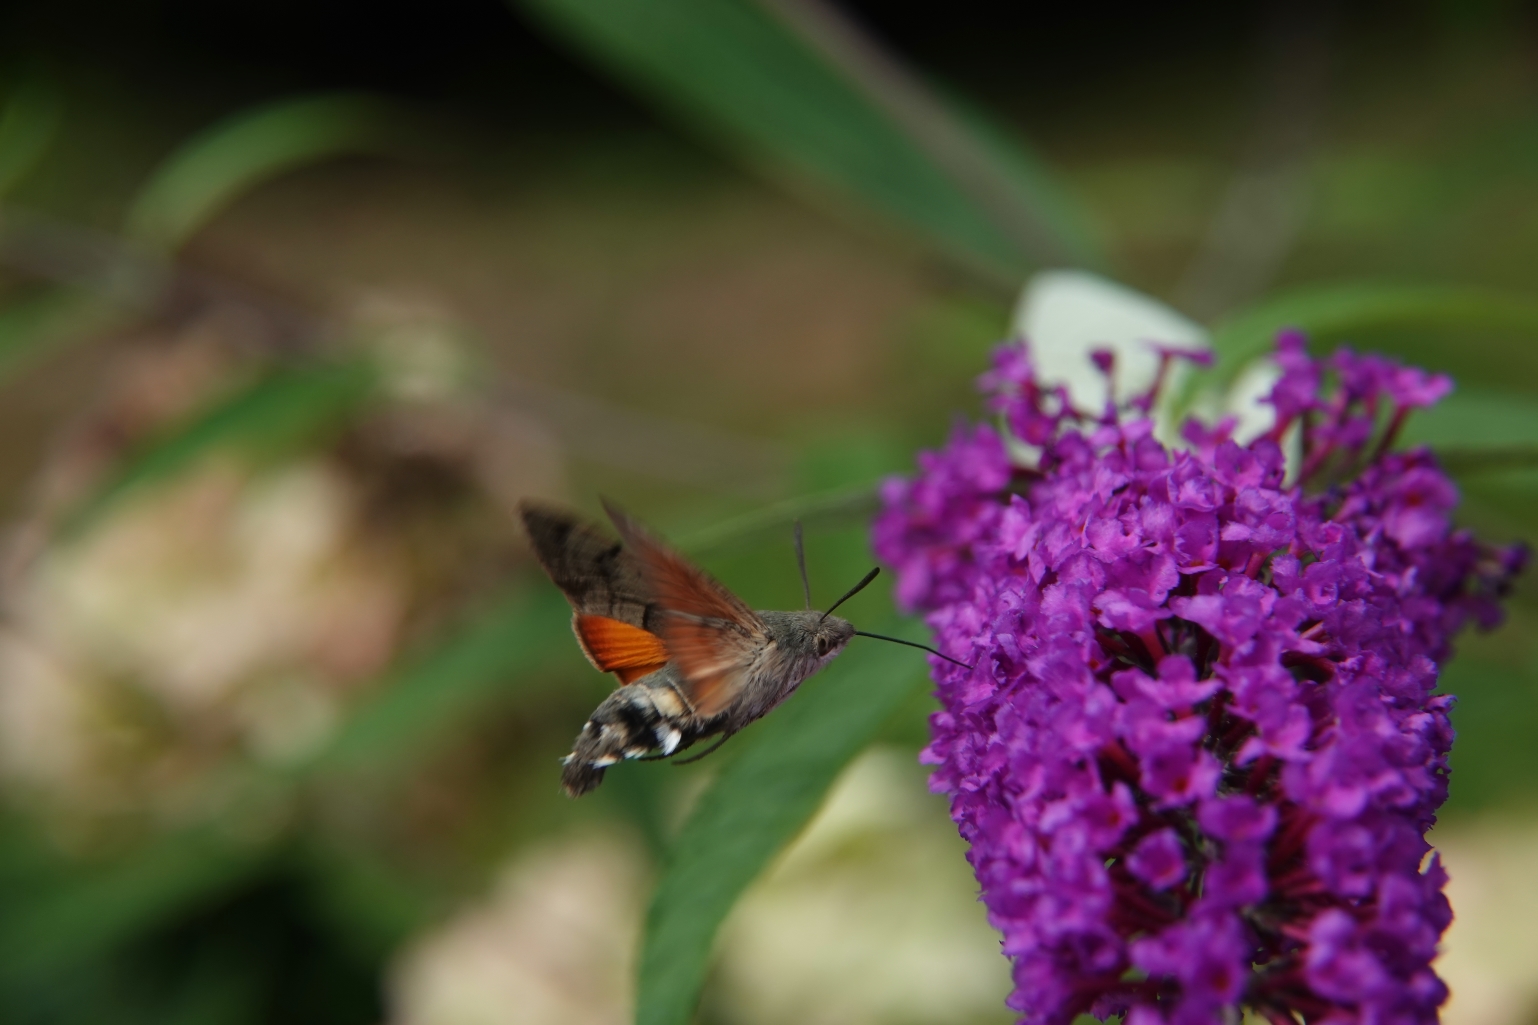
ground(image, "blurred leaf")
xmin=1399 ymin=386 xmax=1538 ymax=476
xmin=680 ymin=483 xmax=877 ymax=555
xmin=0 ymin=81 xmax=63 ymax=198
xmin=62 ymin=359 xmax=377 ymax=538
xmin=0 ymin=288 xmax=121 ymax=383
xmin=1203 ymin=283 xmax=1538 ymax=389
xmin=124 ymin=93 xmax=415 ymax=252
xmin=311 ymin=586 xmax=578 ymax=774
xmin=634 ymin=621 xmax=925 ymax=1025
xmin=940 ymin=90 xmax=1105 ymax=270
xmin=1434 ymin=444 xmax=1538 ymax=476
xmin=1405 ymin=387 xmax=1538 ymax=448
xmin=516 ymin=0 xmax=1101 ymax=284
xmin=1441 ymin=652 xmax=1538 ymax=815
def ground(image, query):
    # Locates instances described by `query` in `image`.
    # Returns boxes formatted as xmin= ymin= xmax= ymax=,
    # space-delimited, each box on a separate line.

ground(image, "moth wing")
xmin=519 ymin=501 xmax=667 ymax=635
xmin=520 ymin=501 xmax=674 ymax=682
xmin=603 ymin=500 xmax=767 ymax=718
xmin=573 ymin=614 xmax=669 ymax=684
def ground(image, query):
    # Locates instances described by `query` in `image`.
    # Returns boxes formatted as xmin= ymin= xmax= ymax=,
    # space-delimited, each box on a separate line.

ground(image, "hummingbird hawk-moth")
xmin=518 ymin=499 xmax=965 ymax=796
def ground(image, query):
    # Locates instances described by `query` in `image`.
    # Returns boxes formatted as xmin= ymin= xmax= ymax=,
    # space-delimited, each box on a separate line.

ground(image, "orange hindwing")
xmin=573 ymin=614 xmax=670 ymax=684
xmin=602 ymin=499 xmax=768 ymax=716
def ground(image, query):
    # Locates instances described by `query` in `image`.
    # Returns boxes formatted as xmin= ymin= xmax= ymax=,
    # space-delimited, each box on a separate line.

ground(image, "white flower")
xmin=1011 ymin=269 xmax=1282 ymax=447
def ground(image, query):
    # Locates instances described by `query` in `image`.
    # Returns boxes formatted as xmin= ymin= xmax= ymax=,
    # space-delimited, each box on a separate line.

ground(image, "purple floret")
xmin=874 ymin=336 xmax=1523 ymax=1025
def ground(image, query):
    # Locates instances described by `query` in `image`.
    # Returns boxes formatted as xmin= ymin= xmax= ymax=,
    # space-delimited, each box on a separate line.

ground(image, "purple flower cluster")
xmin=874 ymin=334 xmax=1524 ymax=1025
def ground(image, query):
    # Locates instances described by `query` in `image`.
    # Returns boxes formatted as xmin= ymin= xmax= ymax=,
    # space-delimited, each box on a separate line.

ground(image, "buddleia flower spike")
xmin=875 ymin=333 xmax=1525 ymax=1025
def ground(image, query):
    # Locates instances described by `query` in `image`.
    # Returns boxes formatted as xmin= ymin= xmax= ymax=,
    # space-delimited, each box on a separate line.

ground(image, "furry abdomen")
xmin=560 ymin=667 xmax=721 ymax=796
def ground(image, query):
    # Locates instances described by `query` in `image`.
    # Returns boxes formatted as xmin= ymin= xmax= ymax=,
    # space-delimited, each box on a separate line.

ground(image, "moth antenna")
xmin=821 ymin=566 xmax=880 ymax=621
xmin=854 ymin=630 xmax=975 ymax=670
xmin=671 ymin=733 xmax=733 ymax=766
xmin=793 ymin=519 xmax=812 ymax=610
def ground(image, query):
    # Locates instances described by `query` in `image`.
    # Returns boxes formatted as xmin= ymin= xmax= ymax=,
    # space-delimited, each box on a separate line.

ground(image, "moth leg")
xmin=671 ymin=732 xmax=734 ymax=766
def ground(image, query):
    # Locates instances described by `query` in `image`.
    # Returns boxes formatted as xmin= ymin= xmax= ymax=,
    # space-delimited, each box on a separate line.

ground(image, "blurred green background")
xmin=0 ymin=2 xmax=1535 ymax=1024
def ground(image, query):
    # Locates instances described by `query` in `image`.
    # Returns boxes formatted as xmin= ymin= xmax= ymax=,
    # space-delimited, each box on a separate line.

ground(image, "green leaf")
xmin=1440 ymin=642 xmax=1538 ymax=816
xmin=1434 ymin=443 xmax=1538 ymax=476
xmin=678 ymin=483 xmax=878 ymax=555
xmin=124 ymin=93 xmax=417 ymax=252
xmin=311 ymin=586 xmax=579 ymax=774
xmin=0 ymin=81 xmax=63 ymax=198
xmin=515 ymin=0 xmax=1102 ymax=283
xmin=940 ymin=91 xmax=1105 ymax=272
xmin=634 ymin=621 xmax=926 ymax=1025
xmin=1404 ymin=386 xmax=1538 ymax=448
xmin=1205 ymin=283 xmax=1538 ymax=388
xmin=0 ymin=288 xmax=123 ymax=384
xmin=1397 ymin=386 xmax=1538 ymax=475
xmin=62 ymin=359 xmax=378 ymax=538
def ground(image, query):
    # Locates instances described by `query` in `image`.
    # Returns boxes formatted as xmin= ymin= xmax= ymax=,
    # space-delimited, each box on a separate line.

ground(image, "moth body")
xmin=558 ymin=612 xmax=854 ymax=796
xmin=732 ymin=610 xmax=855 ymax=726
xmin=520 ymin=498 xmax=863 ymax=797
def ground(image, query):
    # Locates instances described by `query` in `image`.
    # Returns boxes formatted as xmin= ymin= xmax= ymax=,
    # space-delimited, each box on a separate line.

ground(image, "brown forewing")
xmin=602 ymin=500 xmax=767 ymax=717
xmin=520 ymin=501 xmax=667 ymax=635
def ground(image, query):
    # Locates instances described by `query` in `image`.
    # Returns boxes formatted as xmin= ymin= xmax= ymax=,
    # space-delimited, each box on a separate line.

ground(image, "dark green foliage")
xmin=1203 ymin=283 xmax=1538 ymax=393
xmin=0 ymin=83 xmax=61 ymax=199
xmin=516 ymin=0 xmax=1103 ymax=284
xmin=0 ymin=858 xmax=384 ymax=1025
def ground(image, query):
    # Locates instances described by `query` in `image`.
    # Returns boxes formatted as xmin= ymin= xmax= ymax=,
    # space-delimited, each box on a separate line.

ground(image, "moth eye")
xmin=815 ymin=636 xmax=830 ymax=657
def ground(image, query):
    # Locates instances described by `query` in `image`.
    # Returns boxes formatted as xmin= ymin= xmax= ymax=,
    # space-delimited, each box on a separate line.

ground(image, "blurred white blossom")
xmin=389 ymin=832 xmax=644 ymax=1025
xmin=1435 ymin=817 xmax=1538 ymax=1025
xmin=714 ymin=747 xmax=1013 ymax=1025
xmin=352 ymin=293 xmax=477 ymax=403
xmin=0 ymin=289 xmax=568 ymax=838
xmin=0 ymin=457 xmax=407 ymax=823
